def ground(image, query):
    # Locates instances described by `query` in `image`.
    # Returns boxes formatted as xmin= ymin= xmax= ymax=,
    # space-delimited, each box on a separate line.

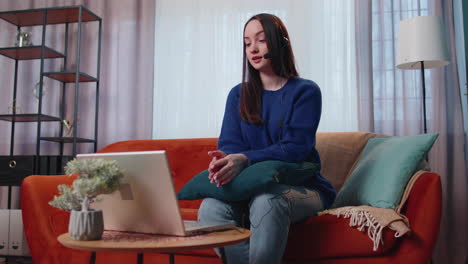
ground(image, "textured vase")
xmin=69 ymin=209 xmax=104 ymax=241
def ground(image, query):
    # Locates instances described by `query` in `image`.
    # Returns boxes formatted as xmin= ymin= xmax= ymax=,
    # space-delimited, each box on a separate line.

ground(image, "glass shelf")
xmin=0 ymin=6 xmax=100 ymax=26
xmin=0 ymin=46 xmax=65 ymax=60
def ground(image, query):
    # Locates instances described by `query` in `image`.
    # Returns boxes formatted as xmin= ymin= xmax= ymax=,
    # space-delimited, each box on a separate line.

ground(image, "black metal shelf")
xmin=0 ymin=114 xmax=62 ymax=122
xmin=0 ymin=5 xmax=101 ymax=184
xmin=0 ymin=5 xmax=101 ymax=215
xmin=0 ymin=46 xmax=65 ymax=60
xmin=0 ymin=6 xmax=100 ymax=26
xmin=43 ymin=71 xmax=98 ymax=83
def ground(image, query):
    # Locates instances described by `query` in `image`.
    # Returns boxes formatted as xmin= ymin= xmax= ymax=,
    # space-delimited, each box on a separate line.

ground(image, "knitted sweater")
xmin=218 ymin=77 xmax=336 ymax=208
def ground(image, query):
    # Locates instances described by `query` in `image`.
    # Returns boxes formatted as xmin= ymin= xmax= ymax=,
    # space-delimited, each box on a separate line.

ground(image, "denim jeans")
xmin=197 ymin=184 xmax=324 ymax=264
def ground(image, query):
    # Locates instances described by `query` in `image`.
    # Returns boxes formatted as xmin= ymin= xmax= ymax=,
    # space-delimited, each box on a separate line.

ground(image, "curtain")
xmin=153 ymin=0 xmax=359 ymax=139
xmin=355 ymin=0 xmax=374 ymax=131
xmin=430 ymin=1 xmax=468 ymax=263
xmin=453 ymin=0 xmax=468 ymax=166
xmin=0 ymin=0 xmax=154 ymax=208
xmin=367 ymin=0 xmax=467 ymax=263
xmin=370 ymin=0 xmax=431 ymax=135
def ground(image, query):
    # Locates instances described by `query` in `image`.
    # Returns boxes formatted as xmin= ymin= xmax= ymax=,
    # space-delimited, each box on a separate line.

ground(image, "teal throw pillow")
xmin=331 ymin=133 xmax=438 ymax=209
xmin=177 ymin=160 xmax=319 ymax=201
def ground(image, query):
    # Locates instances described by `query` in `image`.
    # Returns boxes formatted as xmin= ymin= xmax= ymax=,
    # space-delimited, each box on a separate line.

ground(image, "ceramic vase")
xmin=69 ymin=209 xmax=103 ymax=241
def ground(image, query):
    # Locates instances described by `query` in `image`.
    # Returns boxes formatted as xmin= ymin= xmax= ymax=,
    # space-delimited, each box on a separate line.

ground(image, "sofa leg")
xmin=220 ymin=247 xmax=227 ymax=264
xmin=89 ymin=252 xmax=96 ymax=264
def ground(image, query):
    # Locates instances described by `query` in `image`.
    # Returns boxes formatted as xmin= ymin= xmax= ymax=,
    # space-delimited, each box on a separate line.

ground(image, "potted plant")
xmin=49 ymin=158 xmax=124 ymax=241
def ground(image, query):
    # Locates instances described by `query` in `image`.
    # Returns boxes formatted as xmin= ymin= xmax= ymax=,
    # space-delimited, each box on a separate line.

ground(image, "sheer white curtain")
xmin=371 ymin=0 xmax=431 ymax=136
xmin=153 ymin=0 xmax=358 ymax=139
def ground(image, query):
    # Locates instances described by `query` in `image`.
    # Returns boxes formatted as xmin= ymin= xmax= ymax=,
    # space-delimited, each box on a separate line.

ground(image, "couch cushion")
xmin=180 ymin=208 xmax=198 ymax=220
xmin=316 ymin=132 xmax=377 ymax=192
xmin=179 ymin=208 xmax=398 ymax=260
xmin=49 ymin=210 xmax=70 ymax=236
xmin=284 ymin=214 xmax=398 ymax=260
xmin=331 ymin=133 xmax=438 ymax=209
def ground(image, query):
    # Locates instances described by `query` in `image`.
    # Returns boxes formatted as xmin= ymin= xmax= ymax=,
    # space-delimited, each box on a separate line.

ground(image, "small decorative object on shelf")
xmin=49 ymin=158 xmax=124 ymax=241
xmin=15 ymin=31 xmax=32 ymax=47
xmin=62 ymin=119 xmax=72 ymax=136
xmin=62 ymin=117 xmax=80 ymax=137
xmin=33 ymin=81 xmax=46 ymax=100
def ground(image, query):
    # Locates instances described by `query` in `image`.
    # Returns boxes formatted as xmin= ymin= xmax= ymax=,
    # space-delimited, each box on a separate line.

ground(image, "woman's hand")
xmin=210 ymin=153 xmax=248 ymax=187
xmin=208 ymin=150 xmax=227 ymax=182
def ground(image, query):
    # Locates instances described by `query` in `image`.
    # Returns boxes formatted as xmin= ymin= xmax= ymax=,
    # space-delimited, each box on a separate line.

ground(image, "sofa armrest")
xmin=390 ymin=171 xmax=442 ymax=263
xmin=21 ymin=175 xmax=77 ymax=263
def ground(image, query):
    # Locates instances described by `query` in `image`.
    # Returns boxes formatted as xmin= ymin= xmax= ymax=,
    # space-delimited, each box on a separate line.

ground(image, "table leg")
xmin=89 ymin=252 xmax=96 ymax=264
xmin=169 ymin=253 xmax=174 ymax=264
xmin=220 ymin=247 xmax=227 ymax=264
xmin=137 ymin=253 xmax=144 ymax=264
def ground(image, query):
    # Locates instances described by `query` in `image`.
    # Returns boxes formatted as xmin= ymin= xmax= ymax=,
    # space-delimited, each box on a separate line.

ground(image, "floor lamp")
xmin=396 ymin=16 xmax=450 ymax=134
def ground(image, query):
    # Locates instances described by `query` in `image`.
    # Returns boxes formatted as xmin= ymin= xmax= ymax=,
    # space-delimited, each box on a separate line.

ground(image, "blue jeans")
xmin=198 ymin=184 xmax=324 ymax=264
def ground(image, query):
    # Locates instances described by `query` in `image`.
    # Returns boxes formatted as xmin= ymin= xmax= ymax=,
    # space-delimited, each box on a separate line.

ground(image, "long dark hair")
xmin=240 ymin=13 xmax=299 ymax=125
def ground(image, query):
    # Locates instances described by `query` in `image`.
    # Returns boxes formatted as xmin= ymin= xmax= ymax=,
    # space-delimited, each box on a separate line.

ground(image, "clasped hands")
xmin=208 ymin=150 xmax=248 ymax=187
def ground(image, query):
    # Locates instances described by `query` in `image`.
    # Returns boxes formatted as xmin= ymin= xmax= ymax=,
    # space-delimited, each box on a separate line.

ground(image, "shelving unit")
xmin=0 ymin=46 xmax=65 ymax=60
xmin=0 ymin=5 xmax=101 ymax=203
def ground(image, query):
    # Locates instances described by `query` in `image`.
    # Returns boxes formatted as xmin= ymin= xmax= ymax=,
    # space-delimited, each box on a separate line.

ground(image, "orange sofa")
xmin=21 ymin=132 xmax=442 ymax=264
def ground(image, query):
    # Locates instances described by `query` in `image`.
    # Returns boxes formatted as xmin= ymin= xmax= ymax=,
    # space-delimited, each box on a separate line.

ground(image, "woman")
xmin=198 ymin=13 xmax=336 ymax=264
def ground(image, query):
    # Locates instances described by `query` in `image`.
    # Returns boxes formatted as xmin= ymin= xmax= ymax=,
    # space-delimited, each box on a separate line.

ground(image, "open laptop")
xmin=77 ymin=150 xmax=235 ymax=236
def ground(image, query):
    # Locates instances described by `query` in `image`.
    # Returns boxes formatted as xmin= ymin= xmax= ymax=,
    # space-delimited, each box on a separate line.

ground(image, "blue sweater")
xmin=218 ymin=77 xmax=336 ymax=208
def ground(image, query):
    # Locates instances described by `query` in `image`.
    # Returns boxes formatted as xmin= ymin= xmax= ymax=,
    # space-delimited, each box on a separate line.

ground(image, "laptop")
xmin=77 ymin=150 xmax=235 ymax=236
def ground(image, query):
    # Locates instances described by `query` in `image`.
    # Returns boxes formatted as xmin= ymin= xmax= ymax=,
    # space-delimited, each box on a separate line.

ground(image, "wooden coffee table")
xmin=58 ymin=228 xmax=251 ymax=264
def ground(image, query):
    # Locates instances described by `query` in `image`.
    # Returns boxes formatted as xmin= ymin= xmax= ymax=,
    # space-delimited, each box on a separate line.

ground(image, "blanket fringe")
xmin=320 ymin=206 xmax=410 ymax=251
xmin=333 ymin=207 xmax=384 ymax=251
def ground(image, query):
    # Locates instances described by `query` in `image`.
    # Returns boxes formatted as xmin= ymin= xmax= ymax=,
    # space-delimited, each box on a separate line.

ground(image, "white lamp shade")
xmin=396 ymin=16 xmax=450 ymax=69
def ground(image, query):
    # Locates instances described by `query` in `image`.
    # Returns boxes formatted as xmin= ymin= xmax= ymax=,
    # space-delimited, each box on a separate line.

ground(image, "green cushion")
xmin=177 ymin=160 xmax=319 ymax=201
xmin=331 ymin=133 xmax=438 ymax=209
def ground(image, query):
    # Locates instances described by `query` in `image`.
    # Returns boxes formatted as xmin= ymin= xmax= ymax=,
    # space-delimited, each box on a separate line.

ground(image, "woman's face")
xmin=244 ymin=19 xmax=272 ymax=72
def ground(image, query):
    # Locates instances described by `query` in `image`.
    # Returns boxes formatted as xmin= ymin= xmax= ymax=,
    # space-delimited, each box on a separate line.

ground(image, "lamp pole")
xmin=420 ymin=61 xmax=427 ymax=134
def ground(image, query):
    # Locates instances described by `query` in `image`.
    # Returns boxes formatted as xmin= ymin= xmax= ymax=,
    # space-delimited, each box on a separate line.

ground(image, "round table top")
xmin=58 ymin=228 xmax=251 ymax=253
